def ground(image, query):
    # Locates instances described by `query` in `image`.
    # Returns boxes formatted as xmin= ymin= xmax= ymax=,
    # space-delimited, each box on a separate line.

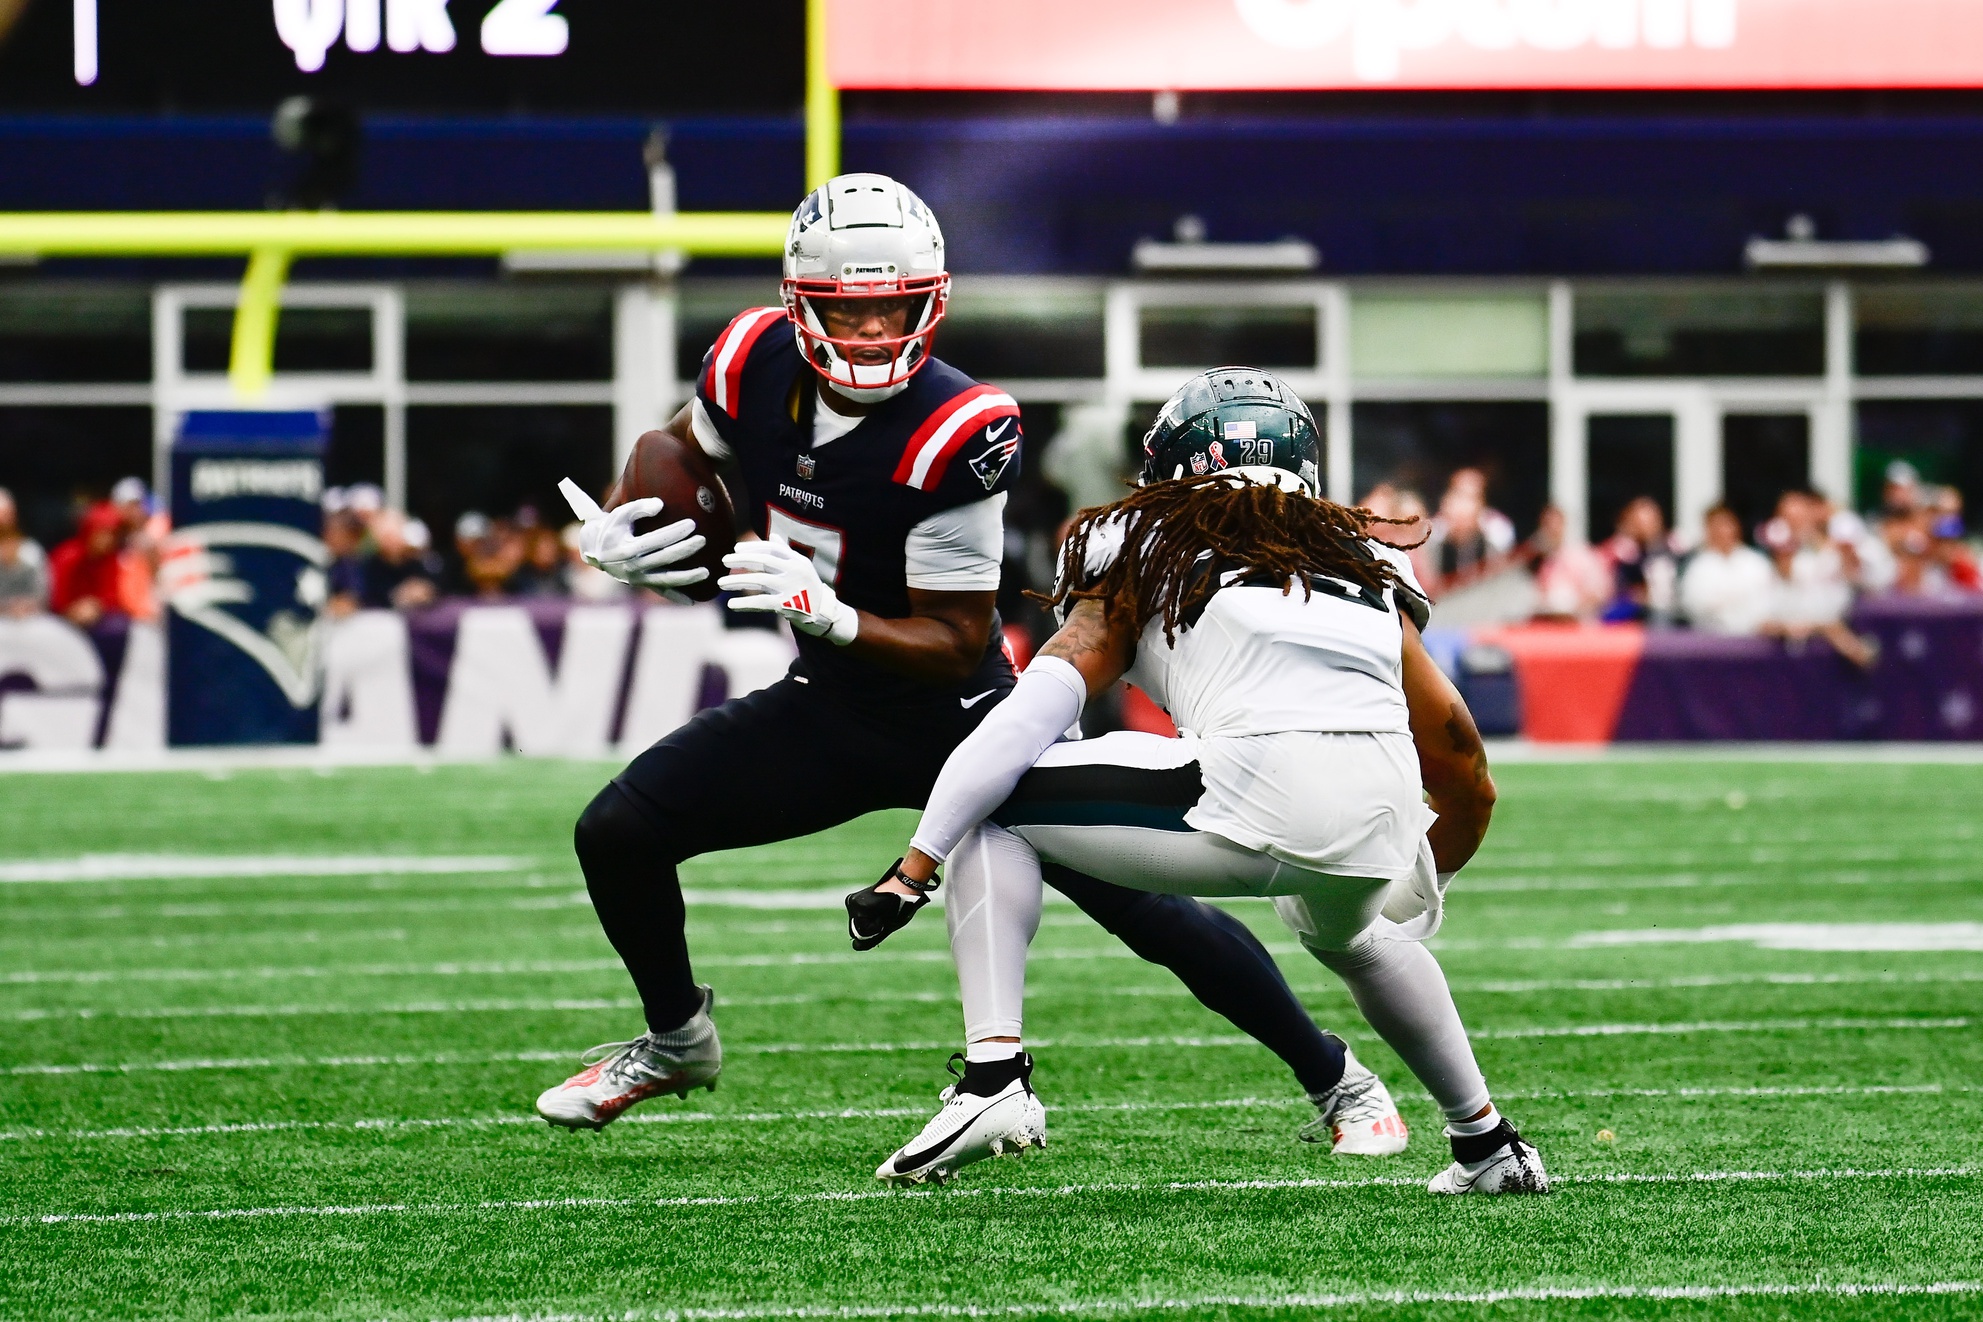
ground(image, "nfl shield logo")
xmin=1190 ymin=453 xmax=1209 ymax=475
xmin=796 ymin=453 xmax=816 ymax=480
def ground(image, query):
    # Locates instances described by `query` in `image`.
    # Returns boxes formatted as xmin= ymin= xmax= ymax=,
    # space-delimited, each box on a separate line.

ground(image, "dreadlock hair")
xmin=1031 ymin=473 xmax=1427 ymax=646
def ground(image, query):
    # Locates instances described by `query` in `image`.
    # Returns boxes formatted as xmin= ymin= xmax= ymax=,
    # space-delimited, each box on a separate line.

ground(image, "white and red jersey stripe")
xmin=891 ymin=385 xmax=1021 ymax=492
xmin=706 ymin=307 xmax=787 ymax=419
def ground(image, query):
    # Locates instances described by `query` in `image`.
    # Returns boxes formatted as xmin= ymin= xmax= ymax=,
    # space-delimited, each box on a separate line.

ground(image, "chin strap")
xmin=845 ymin=858 xmax=939 ymax=952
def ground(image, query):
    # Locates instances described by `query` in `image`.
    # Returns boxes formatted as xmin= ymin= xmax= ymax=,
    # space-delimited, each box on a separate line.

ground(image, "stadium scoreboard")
xmin=0 ymin=0 xmax=800 ymax=110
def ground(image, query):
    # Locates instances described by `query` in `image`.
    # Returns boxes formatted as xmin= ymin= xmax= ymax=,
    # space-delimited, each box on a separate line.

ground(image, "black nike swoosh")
xmin=892 ymin=1095 xmax=1007 ymax=1172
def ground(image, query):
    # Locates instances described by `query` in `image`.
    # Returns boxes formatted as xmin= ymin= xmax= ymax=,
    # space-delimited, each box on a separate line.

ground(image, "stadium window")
xmin=677 ymin=278 xmax=781 ymax=383
xmin=1138 ymin=303 xmax=1317 ymax=371
xmin=1587 ymin=414 xmax=1676 ymax=540
xmin=0 ymin=283 xmax=149 ymax=383
xmin=182 ymin=305 xmax=374 ymax=374
xmin=1574 ymin=286 xmax=1824 ymax=378
xmin=1854 ymin=284 xmax=1983 ymax=377
xmin=938 ymin=279 xmax=1105 ymax=383
xmin=328 ymin=404 xmax=386 ymax=492
xmin=1722 ymin=413 xmax=1812 ymax=534
xmin=0 ymin=406 xmax=152 ymax=548
xmin=405 ymin=404 xmax=612 ymax=571
xmin=405 ymin=284 xmax=613 ymax=382
xmin=1349 ymin=293 xmax=1548 ymax=380
xmin=1855 ymin=400 xmax=1983 ymax=518
xmin=1351 ymin=402 xmax=1549 ymax=540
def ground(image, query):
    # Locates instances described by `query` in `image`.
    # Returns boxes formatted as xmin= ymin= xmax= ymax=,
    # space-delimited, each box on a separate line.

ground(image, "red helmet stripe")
xmin=710 ymin=307 xmax=785 ymax=419
xmin=892 ymin=387 xmax=1021 ymax=491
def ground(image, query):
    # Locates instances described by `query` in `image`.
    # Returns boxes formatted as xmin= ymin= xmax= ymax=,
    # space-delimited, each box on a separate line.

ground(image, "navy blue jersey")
xmin=695 ymin=307 xmax=1023 ymax=708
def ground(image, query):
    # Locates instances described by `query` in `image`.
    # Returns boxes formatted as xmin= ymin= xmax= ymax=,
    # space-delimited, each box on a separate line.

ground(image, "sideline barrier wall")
xmin=3 ymin=597 xmax=1980 ymax=753
xmin=0 ymin=601 xmax=794 ymax=756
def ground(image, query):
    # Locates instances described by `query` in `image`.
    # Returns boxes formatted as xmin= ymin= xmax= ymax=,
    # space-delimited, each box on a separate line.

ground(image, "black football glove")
xmin=846 ymin=858 xmax=938 ymax=951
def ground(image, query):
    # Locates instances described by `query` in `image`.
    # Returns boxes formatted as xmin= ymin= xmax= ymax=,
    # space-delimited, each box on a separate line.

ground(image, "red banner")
xmin=827 ymin=0 xmax=1983 ymax=91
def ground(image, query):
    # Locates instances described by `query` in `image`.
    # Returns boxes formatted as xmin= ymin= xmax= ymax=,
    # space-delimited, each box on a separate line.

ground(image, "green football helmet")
xmin=1139 ymin=366 xmax=1321 ymax=496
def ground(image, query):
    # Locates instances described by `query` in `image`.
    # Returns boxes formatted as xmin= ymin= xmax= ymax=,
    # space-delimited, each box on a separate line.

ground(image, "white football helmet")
xmin=782 ymin=173 xmax=949 ymax=402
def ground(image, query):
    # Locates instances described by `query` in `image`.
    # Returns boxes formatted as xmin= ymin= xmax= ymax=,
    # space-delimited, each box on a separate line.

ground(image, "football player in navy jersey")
xmin=537 ymin=174 xmax=1399 ymax=1148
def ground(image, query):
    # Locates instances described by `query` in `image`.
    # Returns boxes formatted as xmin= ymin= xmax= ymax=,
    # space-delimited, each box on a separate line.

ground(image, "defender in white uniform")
xmin=849 ymin=367 xmax=1548 ymax=1195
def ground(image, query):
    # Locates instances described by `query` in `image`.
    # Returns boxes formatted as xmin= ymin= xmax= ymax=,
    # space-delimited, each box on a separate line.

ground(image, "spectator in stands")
xmin=1820 ymin=495 xmax=1899 ymax=596
xmin=509 ymin=522 xmax=572 ymax=597
xmin=1679 ymin=503 xmax=1774 ymax=635
xmin=1527 ymin=504 xmax=1611 ymax=622
xmin=345 ymin=483 xmax=385 ymax=535
xmin=1919 ymin=489 xmax=1983 ymax=590
xmin=0 ymin=487 xmax=48 ymax=618
xmin=454 ymin=510 xmax=525 ymax=598
xmin=1358 ymin=483 xmax=1436 ymax=591
xmin=323 ymin=505 xmax=367 ymax=618
xmin=362 ymin=510 xmax=440 ymax=610
xmin=1600 ymin=497 xmax=1681 ymax=625
xmin=108 ymin=476 xmax=163 ymax=622
xmin=48 ymin=501 xmax=134 ymax=628
xmin=1759 ymin=492 xmax=1877 ymax=669
xmin=1423 ymin=467 xmax=1516 ymax=596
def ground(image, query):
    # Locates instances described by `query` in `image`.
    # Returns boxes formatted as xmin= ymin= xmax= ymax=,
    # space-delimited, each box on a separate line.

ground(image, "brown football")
xmin=605 ymin=428 xmax=736 ymax=602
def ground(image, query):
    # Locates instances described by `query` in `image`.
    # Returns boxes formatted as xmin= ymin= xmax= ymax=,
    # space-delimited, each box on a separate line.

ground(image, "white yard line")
xmin=4 ymin=1018 xmax=1969 ymax=1078
xmin=0 ymin=855 xmax=535 ymax=884
xmin=0 ymin=947 xmax=1164 ymax=985
xmin=9 ymin=1166 xmax=1978 ymax=1228
xmin=1 ymin=1083 xmax=1962 ymax=1145
xmin=450 ymin=1280 xmax=1983 ymax=1319
xmin=14 ymin=967 xmax=1982 ymax=1021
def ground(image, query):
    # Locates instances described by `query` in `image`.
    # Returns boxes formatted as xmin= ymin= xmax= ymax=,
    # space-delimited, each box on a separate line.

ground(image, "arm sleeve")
xmin=904 ymin=493 xmax=1006 ymax=591
xmin=908 ymin=655 xmax=1088 ymax=863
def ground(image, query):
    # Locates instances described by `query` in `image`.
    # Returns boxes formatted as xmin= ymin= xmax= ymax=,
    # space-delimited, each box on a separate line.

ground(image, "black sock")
xmin=958 ymin=1052 xmax=1031 ymax=1097
xmin=1450 ymin=1119 xmax=1522 ymax=1165
xmin=573 ymin=784 xmax=704 ymax=1034
xmin=1046 ymin=865 xmax=1348 ymax=1095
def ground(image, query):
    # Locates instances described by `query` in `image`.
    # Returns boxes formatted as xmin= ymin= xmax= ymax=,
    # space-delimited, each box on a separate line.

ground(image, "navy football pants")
xmin=576 ymin=672 xmax=1348 ymax=1095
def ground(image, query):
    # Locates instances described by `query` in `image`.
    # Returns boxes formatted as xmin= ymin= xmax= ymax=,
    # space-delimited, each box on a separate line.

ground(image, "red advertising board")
xmin=826 ymin=0 xmax=1983 ymax=91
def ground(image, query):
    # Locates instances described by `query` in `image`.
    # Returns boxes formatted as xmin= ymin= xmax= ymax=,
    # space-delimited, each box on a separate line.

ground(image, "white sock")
xmin=966 ymin=1041 xmax=1023 ymax=1064
xmin=946 ymin=823 xmax=1043 ymax=1044
xmin=1309 ymin=932 xmax=1492 ymax=1123
xmin=1447 ymin=1106 xmax=1503 ymax=1138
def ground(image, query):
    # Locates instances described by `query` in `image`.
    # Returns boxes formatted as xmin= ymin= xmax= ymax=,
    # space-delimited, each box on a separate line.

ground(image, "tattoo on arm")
xmin=1444 ymin=701 xmax=1488 ymax=784
xmin=1041 ymin=600 xmax=1115 ymax=668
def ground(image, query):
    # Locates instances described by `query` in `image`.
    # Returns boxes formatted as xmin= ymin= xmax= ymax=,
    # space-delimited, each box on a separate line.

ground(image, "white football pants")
xmin=944 ymin=731 xmax=1491 ymax=1121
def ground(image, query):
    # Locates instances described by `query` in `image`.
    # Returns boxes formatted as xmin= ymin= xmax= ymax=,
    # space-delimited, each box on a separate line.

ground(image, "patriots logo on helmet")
xmin=1207 ymin=441 xmax=1228 ymax=470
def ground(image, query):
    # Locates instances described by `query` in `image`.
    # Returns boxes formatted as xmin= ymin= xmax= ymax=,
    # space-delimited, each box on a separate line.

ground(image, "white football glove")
xmin=558 ymin=478 xmax=708 ymax=598
xmin=718 ymin=535 xmax=859 ymax=644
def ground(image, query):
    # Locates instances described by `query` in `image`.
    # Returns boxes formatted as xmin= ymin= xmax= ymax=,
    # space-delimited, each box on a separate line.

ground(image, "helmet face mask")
xmin=1139 ymin=366 xmax=1322 ymax=497
xmin=782 ymin=174 xmax=950 ymax=402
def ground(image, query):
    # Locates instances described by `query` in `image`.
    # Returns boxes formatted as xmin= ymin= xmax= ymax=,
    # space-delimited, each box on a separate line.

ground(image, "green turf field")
xmin=1 ymin=756 xmax=1979 ymax=1320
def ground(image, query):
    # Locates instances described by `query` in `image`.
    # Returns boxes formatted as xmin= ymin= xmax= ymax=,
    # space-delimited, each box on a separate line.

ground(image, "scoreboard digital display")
xmin=0 ymin=0 xmax=802 ymax=111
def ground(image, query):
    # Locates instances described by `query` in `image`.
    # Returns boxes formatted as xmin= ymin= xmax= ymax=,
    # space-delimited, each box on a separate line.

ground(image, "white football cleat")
xmin=534 ymin=985 xmax=721 ymax=1130
xmin=1299 ymin=1048 xmax=1409 ymax=1155
xmin=1428 ymin=1120 xmax=1550 ymax=1195
xmin=877 ymin=1053 xmax=1047 ymax=1186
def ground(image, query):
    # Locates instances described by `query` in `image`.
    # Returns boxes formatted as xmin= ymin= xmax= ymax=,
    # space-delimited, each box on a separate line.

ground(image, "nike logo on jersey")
xmin=986 ymin=419 xmax=1012 ymax=442
xmin=783 ymin=590 xmax=812 ymax=615
xmin=960 ymin=689 xmax=998 ymax=709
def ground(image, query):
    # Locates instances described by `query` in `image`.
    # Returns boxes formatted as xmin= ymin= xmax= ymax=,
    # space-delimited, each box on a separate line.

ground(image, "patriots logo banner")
xmin=967 ymin=419 xmax=1020 ymax=491
xmin=165 ymin=412 xmax=330 ymax=746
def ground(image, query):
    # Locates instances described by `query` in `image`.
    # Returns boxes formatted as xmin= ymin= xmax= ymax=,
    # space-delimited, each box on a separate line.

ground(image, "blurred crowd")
xmin=0 ymin=478 xmax=162 ymax=627
xmin=1355 ymin=460 xmax=1983 ymax=670
xmin=319 ymin=484 xmax=622 ymax=617
xmin=3 ymin=424 xmax=1979 ymax=671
